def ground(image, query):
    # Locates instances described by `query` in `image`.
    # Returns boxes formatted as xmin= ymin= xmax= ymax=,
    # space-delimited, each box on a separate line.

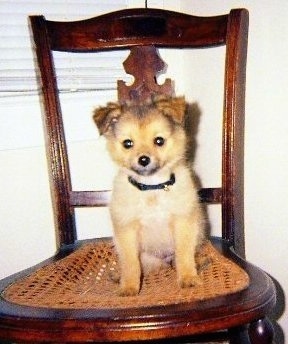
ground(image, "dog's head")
xmin=93 ymin=96 xmax=187 ymax=176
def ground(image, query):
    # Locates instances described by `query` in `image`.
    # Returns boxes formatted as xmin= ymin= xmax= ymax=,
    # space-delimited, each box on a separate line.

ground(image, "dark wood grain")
xmin=69 ymin=188 xmax=221 ymax=207
xmin=46 ymin=8 xmax=228 ymax=51
xmin=222 ymin=9 xmax=248 ymax=258
xmin=30 ymin=16 xmax=77 ymax=247
xmin=118 ymin=45 xmax=174 ymax=102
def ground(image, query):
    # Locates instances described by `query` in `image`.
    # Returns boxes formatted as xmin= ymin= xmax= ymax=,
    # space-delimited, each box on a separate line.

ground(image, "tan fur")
xmin=93 ymin=96 xmax=205 ymax=296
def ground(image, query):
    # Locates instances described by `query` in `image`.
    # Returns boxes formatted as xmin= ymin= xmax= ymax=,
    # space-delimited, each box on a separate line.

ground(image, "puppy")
xmin=93 ymin=96 xmax=205 ymax=296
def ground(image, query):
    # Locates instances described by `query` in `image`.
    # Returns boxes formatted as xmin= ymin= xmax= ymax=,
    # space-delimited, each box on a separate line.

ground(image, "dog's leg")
xmin=172 ymin=214 xmax=202 ymax=288
xmin=114 ymin=223 xmax=141 ymax=296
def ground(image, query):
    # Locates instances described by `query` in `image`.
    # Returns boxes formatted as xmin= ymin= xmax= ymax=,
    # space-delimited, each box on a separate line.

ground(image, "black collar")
xmin=128 ymin=173 xmax=175 ymax=191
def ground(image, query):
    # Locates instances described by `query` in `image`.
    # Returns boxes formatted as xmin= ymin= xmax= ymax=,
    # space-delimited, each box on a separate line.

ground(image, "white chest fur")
xmin=110 ymin=167 xmax=199 ymax=258
xmin=138 ymin=192 xmax=175 ymax=256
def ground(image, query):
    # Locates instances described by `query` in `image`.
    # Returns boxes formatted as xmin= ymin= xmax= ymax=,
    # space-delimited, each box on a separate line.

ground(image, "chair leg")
xmin=229 ymin=325 xmax=250 ymax=344
xmin=248 ymin=317 xmax=274 ymax=344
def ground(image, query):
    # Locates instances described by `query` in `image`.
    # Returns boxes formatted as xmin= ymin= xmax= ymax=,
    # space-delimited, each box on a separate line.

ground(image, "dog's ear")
xmin=93 ymin=102 xmax=122 ymax=135
xmin=155 ymin=96 xmax=186 ymax=124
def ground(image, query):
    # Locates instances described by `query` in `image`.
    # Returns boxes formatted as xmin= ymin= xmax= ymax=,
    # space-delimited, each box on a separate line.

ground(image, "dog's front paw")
xmin=178 ymin=274 xmax=202 ymax=288
xmin=119 ymin=284 xmax=139 ymax=297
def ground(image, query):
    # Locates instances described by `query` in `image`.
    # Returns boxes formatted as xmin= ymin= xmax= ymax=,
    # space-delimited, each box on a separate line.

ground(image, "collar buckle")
xmin=163 ymin=184 xmax=170 ymax=192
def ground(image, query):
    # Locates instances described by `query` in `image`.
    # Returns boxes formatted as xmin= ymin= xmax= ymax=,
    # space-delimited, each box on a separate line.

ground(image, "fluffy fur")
xmin=93 ymin=96 xmax=205 ymax=296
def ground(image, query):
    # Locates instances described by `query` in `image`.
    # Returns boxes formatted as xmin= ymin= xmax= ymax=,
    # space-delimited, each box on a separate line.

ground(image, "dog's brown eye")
xmin=154 ymin=137 xmax=165 ymax=147
xmin=123 ymin=139 xmax=134 ymax=149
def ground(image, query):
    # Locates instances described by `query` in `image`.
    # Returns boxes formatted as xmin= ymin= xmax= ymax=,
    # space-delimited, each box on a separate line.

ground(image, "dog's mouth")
xmin=128 ymin=154 xmax=162 ymax=176
xmin=131 ymin=165 xmax=160 ymax=176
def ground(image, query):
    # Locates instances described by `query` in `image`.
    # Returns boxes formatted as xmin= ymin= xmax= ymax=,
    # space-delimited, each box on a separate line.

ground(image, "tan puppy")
xmin=93 ymin=96 xmax=205 ymax=296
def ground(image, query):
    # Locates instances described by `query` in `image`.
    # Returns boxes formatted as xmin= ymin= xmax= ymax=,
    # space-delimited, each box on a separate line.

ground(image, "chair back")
xmin=30 ymin=8 xmax=248 ymax=256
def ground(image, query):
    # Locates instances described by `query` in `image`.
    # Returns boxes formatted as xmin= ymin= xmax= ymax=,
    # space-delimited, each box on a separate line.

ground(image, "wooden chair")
xmin=0 ymin=8 xmax=276 ymax=343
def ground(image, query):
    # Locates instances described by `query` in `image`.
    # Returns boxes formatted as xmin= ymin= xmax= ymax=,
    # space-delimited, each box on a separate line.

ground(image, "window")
xmin=0 ymin=0 xmax=130 ymax=98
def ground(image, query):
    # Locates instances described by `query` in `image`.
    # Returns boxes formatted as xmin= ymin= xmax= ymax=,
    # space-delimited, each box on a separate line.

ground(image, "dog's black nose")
xmin=138 ymin=155 xmax=150 ymax=167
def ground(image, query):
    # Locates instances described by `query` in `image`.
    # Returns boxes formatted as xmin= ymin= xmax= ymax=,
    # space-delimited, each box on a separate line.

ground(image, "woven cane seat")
xmin=3 ymin=240 xmax=249 ymax=310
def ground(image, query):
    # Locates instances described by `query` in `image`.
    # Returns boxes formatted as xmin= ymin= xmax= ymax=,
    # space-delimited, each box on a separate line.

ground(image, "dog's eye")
xmin=154 ymin=137 xmax=165 ymax=147
xmin=122 ymin=139 xmax=134 ymax=149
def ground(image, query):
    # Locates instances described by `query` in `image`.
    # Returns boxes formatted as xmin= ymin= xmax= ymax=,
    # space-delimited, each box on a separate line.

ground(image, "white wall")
xmin=181 ymin=0 xmax=288 ymax=341
xmin=0 ymin=0 xmax=287 ymax=341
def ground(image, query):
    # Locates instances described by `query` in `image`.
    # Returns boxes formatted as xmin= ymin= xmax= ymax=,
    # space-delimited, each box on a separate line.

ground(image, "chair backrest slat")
xmin=45 ymin=9 xmax=227 ymax=51
xmin=69 ymin=191 xmax=111 ymax=207
xmin=69 ymin=187 xmax=222 ymax=208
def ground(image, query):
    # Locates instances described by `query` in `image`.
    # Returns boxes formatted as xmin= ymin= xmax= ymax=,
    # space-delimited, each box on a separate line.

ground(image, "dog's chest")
xmin=138 ymin=192 xmax=174 ymax=253
xmin=139 ymin=191 xmax=172 ymax=222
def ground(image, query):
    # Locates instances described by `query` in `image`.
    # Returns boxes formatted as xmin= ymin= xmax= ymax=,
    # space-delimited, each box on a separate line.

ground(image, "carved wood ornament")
xmin=117 ymin=46 xmax=174 ymax=102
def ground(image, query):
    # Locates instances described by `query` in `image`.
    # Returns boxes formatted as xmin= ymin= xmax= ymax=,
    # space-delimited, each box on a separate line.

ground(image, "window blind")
xmin=0 ymin=0 xmax=130 ymax=98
